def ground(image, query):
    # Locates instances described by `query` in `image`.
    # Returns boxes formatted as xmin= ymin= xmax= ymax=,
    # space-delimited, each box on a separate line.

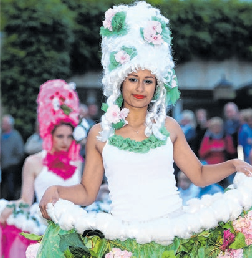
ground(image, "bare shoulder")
xmin=86 ymin=123 xmax=105 ymax=154
xmin=25 ymin=151 xmax=43 ymax=166
xmin=88 ymin=123 xmax=102 ymax=138
xmin=164 ymin=116 xmax=182 ymax=143
xmin=24 ymin=152 xmax=44 ymax=177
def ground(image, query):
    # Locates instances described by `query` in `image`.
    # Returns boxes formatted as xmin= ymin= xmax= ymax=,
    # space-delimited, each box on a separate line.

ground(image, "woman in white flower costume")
xmin=0 ymin=79 xmax=89 ymax=258
xmin=38 ymin=2 xmax=252 ymax=258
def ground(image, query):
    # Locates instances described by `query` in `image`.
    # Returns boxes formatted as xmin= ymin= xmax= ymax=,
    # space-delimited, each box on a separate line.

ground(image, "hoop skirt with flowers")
xmin=0 ymin=151 xmax=81 ymax=258
xmin=36 ymin=131 xmax=252 ymax=258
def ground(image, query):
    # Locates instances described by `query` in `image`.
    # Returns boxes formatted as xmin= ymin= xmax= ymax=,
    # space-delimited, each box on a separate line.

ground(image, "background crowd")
xmin=1 ymin=101 xmax=251 ymax=206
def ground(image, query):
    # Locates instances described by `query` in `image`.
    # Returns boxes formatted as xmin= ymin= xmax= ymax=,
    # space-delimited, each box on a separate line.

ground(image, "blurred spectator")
xmin=198 ymin=183 xmax=224 ymax=198
xmin=199 ymin=117 xmax=236 ymax=188
xmin=1 ymin=115 xmax=24 ymax=200
xmin=79 ymin=104 xmax=93 ymax=163
xmin=238 ymin=108 xmax=252 ymax=164
xmin=179 ymin=110 xmax=196 ymax=152
xmin=178 ymin=169 xmax=224 ymax=206
xmin=223 ymin=102 xmax=240 ymax=159
xmin=79 ymin=103 xmax=96 ymax=128
xmin=194 ymin=108 xmax=208 ymax=157
xmin=24 ymin=119 xmax=43 ymax=155
xmin=88 ymin=103 xmax=99 ymax=123
xmin=177 ymin=171 xmax=200 ymax=205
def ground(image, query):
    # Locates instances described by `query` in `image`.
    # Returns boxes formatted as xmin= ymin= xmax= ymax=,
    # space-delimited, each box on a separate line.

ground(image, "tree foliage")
xmin=1 ymin=0 xmax=74 ymax=139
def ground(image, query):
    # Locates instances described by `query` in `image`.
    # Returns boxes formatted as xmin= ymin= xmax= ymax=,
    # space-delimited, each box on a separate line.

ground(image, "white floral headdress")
xmin=99 ymin=1 xmax=180 ymax=141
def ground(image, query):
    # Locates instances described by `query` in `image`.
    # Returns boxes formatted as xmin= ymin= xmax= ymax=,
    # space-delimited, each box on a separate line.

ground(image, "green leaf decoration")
xmin=63 ymin=248 xmax=74 ymax=258
xmin=60 ymin=104 xmax=72 ymax=115
xmin=121 ymin=46 xmax=137 ymax=59
xmin=166 ymin=87 xmax=180 ymax=105
xmin=162 ymin=250 xmax=176 ymax=258
xmin=101 ymin=103 xmax=108 ymax=112
xmin=108 ymin=127 xmax=170 ymax=153
xmin=112 ymin=119 xmax=125 ymax=130
xmin=109 ymin=46 xmax=137 ymax=71
xmin=111 ymin=11 xmax=127 ymax=35
xmin=115 ymin=94 xmax=123 ymax=107
xmin=197 ymin=247 xmax=206 ymax=258
xmin=59 ymin=233 xmax=89 ymax=253
xmin=109 ymin=51 xmax=121 ymax=71
xmin=20 ymin=232 xmax=43 ymax=241
xmin=100 ymin=11 xmax=127 ymax=37
xmin=229 ymin=232 xmax=247 ymax=249
xmin=19 ymin=203 xmax=29 ymax=209
xmin=244 ymin=244 xmax=252 ymax=257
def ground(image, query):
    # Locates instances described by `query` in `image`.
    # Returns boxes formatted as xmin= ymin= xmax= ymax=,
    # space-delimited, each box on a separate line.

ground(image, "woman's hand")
xmin=232 ymin=159 xmax=252 ymax=177
xmin=0 ymin=207 xmax=13 ymax=224
xmin=39 ymin=185 xmax=59 ymax=220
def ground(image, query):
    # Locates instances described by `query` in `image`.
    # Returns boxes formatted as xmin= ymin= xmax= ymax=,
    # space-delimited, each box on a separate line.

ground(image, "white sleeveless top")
xmin=102 ymin=137 xmax=183 ymax=222
xmin=34 ymin=151 xmax=81 ymax=202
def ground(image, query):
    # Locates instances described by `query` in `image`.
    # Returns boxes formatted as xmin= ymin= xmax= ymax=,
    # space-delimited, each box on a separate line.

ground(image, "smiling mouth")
xmin=133 ymin=94 xmax=145 ymax=99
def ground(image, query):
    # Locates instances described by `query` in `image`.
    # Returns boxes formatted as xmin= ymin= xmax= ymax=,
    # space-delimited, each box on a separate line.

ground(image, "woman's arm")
xmin=39 ymin=124 xmax=104 ymax=219
xmin=166 ymin=117 xmax=252 ymax=187
xmin=0 ymin=155 xmax=38 ymax=223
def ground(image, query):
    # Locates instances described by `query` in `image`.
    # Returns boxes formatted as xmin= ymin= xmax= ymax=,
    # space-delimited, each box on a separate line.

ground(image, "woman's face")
xmin=51 ymin=124 xmax=73 ymax=152
xmin=122 ymin=69 xmax=156 ymax=109
xmin=209 ymin=124 xmax=222 ymax=135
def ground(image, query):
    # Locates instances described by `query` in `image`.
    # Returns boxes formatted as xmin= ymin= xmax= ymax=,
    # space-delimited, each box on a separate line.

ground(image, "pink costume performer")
xmin=0 ymin=80 xmax=87 ymax=258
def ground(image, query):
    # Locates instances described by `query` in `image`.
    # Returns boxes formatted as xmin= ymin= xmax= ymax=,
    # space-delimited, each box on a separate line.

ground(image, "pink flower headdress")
xmin=37 ymin=79 xmax=81 ymax=161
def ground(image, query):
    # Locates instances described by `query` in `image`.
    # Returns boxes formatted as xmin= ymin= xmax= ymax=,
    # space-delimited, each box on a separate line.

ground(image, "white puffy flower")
xmin=200 ymin=194 xmax=216 ymax=207
xmin=25 ymin=243 xmax=40 ymax=258
xmin=68 ymin=82 xmax=76 ymax=90
xmin=184 ymin=213 xmax=202 ymax=234
xmin=135 ymin=223 xmax=152 ymax=244
xmin=238 ymin=188 xmax=252 ymax=210
xmin=104 ymin=217 xmax=124 ymax=240
xmin=211 ymin=199 xmax=230 ymax=222
xmin=81 ymin=118 xmax=90 ymax=129
xmin=172 ymin=216 xmax=191 ymax=239
xmin=58 ymin=212 xmax=75 ymax=231
xmin=52 ymin=97 xmax=60 ymax=111
xmin=224 ymin=197 xmax=243 ymax=221
xmin=73 ymin=125 xmax=87 ymax=142
xmin=198 ymin=207 xmax=218 ymax=230
xmin=74 ymin=215 xmax=93 ymax=234
xmin=46 ymin=203 xmax=58 ymax=223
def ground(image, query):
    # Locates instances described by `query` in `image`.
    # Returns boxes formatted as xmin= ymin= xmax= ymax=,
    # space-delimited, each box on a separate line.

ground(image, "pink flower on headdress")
xmin=105 ymin=248 xmax=132 ymax=258
xmin=106 ymin=105 xmax=121 ymax=124
xmin=103 ymin=8 xmax=117 ymax=31
xmin=120 ymin=108 xmax=129 ymax=120
xmin=105 ymin=105 xmax=129 ymax=125
xmin=143 ymin=21 xmax=163 ymax=45
xmin=114 ymin=50 xmax=130 ymax=64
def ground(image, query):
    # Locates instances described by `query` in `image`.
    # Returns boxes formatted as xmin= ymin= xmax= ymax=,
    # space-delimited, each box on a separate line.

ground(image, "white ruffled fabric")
xmin=5 ymin=203 xmax=47 ymax=235
xmin=46 ymin=172 xmax=252 ymax=245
